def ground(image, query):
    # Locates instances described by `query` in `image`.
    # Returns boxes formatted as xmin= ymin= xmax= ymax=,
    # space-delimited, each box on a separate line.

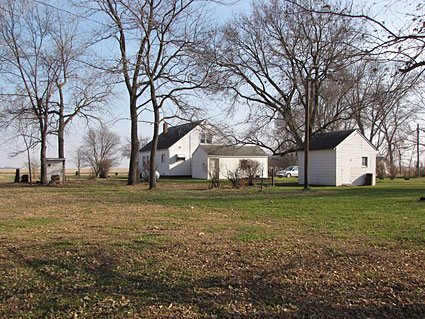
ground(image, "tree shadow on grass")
xmin=3 ymin=244 xmax=424 ymax=318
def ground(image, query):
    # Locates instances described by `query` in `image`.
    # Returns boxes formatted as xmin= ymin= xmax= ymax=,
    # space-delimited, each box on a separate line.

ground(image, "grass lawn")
xmin=0 ymin=175 xmax=424 ymax=318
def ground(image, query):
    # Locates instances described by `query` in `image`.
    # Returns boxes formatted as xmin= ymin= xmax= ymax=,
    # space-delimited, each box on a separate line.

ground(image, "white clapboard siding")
xmin=192 ymin=147 xmax=268 ymax=180
xmin=139 ymin=121 xmax=266 ymax=178
xmin=298 ymin=130 xmax=377 ymax=186
xmin=138 ymin=122 xmax=224 ymax=177
xmin=216 ymin=157 xmax=268 ymax=180
xmin=336 ymin=131 xmax=376 ymax=186
xmin=298 ymin=149 xmax=337 ymax=186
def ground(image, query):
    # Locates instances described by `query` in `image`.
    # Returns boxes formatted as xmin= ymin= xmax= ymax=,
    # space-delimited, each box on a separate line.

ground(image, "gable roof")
xmin=140 ymin=121 xmax=202 ymax=152
xmin=198 ymin=145 xmax=267 ymax=157
xmin=308 ymin=129 xmax=355 ymax=150
xmin=299 ymin=129 xmax=355 ymax=151
xmin=299 ymin=129 xmax=376 ymax=151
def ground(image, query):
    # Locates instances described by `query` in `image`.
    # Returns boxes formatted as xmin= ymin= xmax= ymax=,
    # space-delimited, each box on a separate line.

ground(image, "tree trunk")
xmin=127 ymin=97 xmax=139 ymax=185
xmin=58 ymin=88 xmax=66 ymax=181
xmin=23 ymin=134 xmax=33 ymax=184
xmin=58 ymin=123 xmax=66 ymax=181
xmin=149 ymin=107 xmax=160 ymax=189
xmin=40 ymin=128 xmax=48 ymax=185
xmin=388 ymin=144 xmax=396 ymax=179
xmin=27 ymin=149 xmax=32 ymax=184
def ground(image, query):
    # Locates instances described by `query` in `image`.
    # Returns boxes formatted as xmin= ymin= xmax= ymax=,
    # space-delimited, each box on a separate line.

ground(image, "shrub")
xmin=99 ymin=159 xmax=112 ymax=178
xmin=239 ymin=160 xmax=262 ymax=186
xmin=209 ymin=170 xmax=220 ymax=188
xmin=227 ymin=168 xmax=242 ymax=189
xmin=376 ymin=159 xmax=386 ymax=179
xmin=389 ymin=164 xmax=397 ymax=180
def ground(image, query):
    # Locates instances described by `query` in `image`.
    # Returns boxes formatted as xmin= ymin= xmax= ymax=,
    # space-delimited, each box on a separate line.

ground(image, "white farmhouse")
xmin=192 ymin=145 xmax=268 ymax=179
xmin=298 ymin=129 xmax=377 ymax=186
xmin=139 ymin=120 xmax=269 ymax=179
xmin=139 ymin=120 xmax=227 ymax=177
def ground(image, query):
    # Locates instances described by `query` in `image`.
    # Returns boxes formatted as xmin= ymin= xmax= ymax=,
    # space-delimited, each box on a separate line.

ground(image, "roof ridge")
xmin=300 ymin=129 xmax=356 ymax=151
xmin=314 ymin=129 xmax=356 ymax=135
xmin=140 ymin=120 xmax=203 ymax=152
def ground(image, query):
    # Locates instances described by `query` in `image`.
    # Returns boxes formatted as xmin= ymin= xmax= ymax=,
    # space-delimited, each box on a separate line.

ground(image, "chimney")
xmin=163 ymin=122 xmax=168 ymax=134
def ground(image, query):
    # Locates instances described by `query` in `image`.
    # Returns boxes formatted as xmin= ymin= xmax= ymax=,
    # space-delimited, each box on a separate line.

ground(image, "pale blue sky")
xmin=0 ymin=0 xmax=422 ymax=168
xmin=0 ymin=0 xmax=252 ymax=168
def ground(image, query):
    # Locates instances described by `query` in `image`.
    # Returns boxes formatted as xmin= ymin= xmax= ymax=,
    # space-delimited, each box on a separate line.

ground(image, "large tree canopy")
xmin=91 ymin=0 xmax=215 ymax=187
xmin=209 ymin=0 xmax=366 ymax=154
xmin=207 ymin=0 xmax=422 ymax=168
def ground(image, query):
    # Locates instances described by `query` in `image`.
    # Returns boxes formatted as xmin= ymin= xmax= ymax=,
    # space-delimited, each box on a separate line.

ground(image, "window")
xmin=200 ymin=132 xmax=213 ymax=144
xmin=161 ymin=154 xmax=165 ymax=163
xmin=362 ymin=157 xmax=368 ymax=167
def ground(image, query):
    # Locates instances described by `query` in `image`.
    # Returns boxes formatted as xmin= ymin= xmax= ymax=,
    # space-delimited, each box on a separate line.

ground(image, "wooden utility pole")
xmin=417 ymin=124 xmax=420 ymax=177
xmin=304 ymin=77 xmax=312 ymax=190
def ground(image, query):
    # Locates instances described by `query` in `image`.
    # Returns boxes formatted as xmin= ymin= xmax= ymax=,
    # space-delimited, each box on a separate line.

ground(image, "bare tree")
xmin=28 ymin=157 xmax=40 ymax=183
xmin=121 ymin=136 xmax=149 ymax=159
xmin=71 ymin=146 xmax=85 ymax=176
xmin=342 ymin=60 xmax=421 ymax=171
xmin=80 ymin=126 xmax=121 ymax=178
xmin=208 ymin=0 xmax=366 ymax=155
xmin=343 ymin=62 xmax=388 ymax=148
xmin=91 ymin=0 xmax=214 ymax=188
xmin=288 ymin=0 xmax=425 ymax=74
xmin=239 ymin=159 xmax=262 ymax=186
xmin=0 ymin=0 xmax=113 ymax=184
xmin=87 ymin=0 xmax=151 ymax=185
xmin=380 ymin=101 xmax=419 ymax=178
xmin=0 ymin=0 xmax=61 ymax=184
xmin=347 ymin=62 xmax=419 ymax=143
xmin=6 ymin=116 xmax=40 ymax=184
xmin=227 ymin=167 xmax=242 ymax=188
xmin=50 ymin=12 xmax=114 ymax=172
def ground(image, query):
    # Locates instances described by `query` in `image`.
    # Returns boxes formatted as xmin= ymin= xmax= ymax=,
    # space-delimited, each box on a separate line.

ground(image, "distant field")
xmin=0 ymin=177 xmax=424 ymax=318
xmin=0 ymin=168 xmax=129 ymax=183
xmin=0 ymin=169 xmax=15 ymax=183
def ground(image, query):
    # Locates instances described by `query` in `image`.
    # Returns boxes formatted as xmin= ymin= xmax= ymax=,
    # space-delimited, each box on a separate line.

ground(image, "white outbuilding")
xmin=298 ymin=129 xmax=377 ymax=186
xmin=46 ymin=158 xmax=65 ymax=184
xmin=192 ymin=145 xmax=268 ymax=180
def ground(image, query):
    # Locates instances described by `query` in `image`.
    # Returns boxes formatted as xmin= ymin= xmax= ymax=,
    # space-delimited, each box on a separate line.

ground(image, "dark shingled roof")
xmin=300 ymin=129 xmax=356 ymax=151
xmin=199 ymin=145 xmax=267 ymax=157
xmin=140 ymin=121 xmax=202 ymax=152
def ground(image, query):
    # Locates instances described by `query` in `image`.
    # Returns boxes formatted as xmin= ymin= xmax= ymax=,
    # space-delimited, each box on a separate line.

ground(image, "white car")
xmin=277 ymin=166 xmax=298 ymax=178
